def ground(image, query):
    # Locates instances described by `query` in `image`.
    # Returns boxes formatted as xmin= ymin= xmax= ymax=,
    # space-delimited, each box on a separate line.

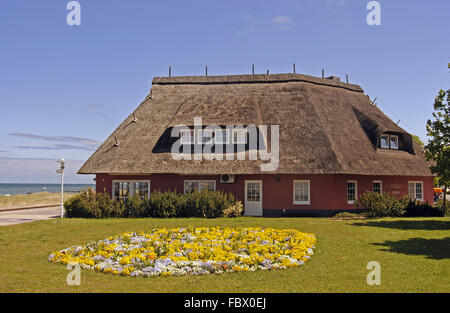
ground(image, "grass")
xmin=0 ymin=192 xmax=76 ymax=209
xmin=0 ymin=217 xmax=448 ymax=292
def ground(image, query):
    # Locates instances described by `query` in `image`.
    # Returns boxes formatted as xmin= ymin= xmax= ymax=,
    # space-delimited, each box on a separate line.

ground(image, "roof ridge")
xmin=152 ymin=73 xmax=363 ymax=93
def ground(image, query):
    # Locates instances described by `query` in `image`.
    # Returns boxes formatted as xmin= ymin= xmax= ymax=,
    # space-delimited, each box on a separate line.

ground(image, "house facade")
xmin=79 ymin=73 xmax=433 ymax=216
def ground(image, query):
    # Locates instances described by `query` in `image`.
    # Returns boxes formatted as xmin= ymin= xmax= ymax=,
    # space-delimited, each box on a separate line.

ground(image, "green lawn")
xmin=0 ymin=217 xmax=449 ymax=292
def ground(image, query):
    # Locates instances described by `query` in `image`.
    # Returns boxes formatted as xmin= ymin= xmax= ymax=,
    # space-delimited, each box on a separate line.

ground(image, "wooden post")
xmin=206 ymin=66 xmax=208 ymax=76
xmin=169 ymin=66 xmax=172 ymax=77
xmin=267 ymin=69 xmax=269 ymax=75
xmin=252 ymin=64 xmax=255 ymax=75
xmin=346 ymin=74 xmax=349 ymax=84
xmin=322 ymin=69 xmax=324 ymax=78
xmin=293 ymin=63 xmax=296 ymax=74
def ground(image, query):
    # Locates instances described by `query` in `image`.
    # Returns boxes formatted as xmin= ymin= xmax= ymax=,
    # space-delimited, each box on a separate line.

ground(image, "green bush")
xmin=223 ymin=201 xmax=244 ymax=217
xmin=357 ymin=191 xmax=443 ymax=218
xmin=357 ymin=191 xmax=409 ymax=218
xmin=64 ymin=188 xmax=240 ymax=219
xmin=404 ymin=200 xmax=445 ymax=217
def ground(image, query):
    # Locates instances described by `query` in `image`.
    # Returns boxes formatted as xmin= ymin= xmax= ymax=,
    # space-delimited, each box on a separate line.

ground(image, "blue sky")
xmin=0 ymin=0 xmax=449 ymax=183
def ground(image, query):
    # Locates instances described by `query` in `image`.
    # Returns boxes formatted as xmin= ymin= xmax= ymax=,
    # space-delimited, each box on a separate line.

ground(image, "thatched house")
xmin=78 ymin=73 xmax=433 ymax=216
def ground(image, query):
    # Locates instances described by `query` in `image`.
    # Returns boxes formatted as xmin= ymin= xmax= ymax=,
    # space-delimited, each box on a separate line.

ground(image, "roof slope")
xmin=78 ymin=73 xmax=431 ymax=176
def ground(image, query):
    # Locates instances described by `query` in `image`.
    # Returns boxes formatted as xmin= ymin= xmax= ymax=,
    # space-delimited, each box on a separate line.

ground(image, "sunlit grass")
xmin=0 ymin=217 xmax=448 ymax=292
xmin=0 ymin=192 xmax=76 ymax=209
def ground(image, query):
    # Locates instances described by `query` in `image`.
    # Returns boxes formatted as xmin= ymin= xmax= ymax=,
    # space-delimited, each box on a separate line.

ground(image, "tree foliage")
xmin=425 ymin=88 xmax=450 ymax=211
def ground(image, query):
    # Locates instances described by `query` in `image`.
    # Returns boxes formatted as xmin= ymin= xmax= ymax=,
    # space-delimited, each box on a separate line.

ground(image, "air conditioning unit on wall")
xmin=220 ymin=174 xmax=235 ymax=183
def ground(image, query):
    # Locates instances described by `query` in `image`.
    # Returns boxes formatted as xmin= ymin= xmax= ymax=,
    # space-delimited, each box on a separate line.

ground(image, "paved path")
xmin=0 ymin=206 xmax=61 ymax=226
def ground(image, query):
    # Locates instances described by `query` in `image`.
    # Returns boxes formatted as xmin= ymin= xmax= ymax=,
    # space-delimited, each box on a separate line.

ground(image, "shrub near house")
xmin=64 ymin=188 xmax=242 ymax=218
xmin=356 ymin=191 xmax=445 ymax=217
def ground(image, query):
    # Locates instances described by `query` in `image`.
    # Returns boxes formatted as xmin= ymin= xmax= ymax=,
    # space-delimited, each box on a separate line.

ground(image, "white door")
xmin=245 ymin=180 xmax=263 ymax=216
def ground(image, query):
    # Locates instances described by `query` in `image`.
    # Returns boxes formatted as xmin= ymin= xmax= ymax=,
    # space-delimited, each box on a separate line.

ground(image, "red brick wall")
xmin=95 ymin=173 xmax=434 ymax=214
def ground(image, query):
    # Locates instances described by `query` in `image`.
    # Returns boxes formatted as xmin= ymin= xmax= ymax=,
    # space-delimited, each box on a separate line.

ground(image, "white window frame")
xmin=408 ymin=181 xmax=424 ymax=201
xmin=293 ymin=180 xmax=311 ymax=205
xmin=380 ymin=134 xmax=389 ymax=149
xmin=112 ymin=180 xmax=150 ymax=200
xmin=214 ymin=129 xmax=230 ymax=144
xmin=232 ymin=129 xmax=247 ymax=144
xmin=390 ymin=135 xmax=399 ymax=150
xmin=245 ymin=180 xmax=262 ymax=203
xmin=373 ymin=180 xmax=382 ymax=194
xmin=347 ymin=180 xmax=357 ymax=204
xmin=180 ymin=129 xmax=194 ymax=145
xmin=183 ymin=180 xmax=216 ymax=194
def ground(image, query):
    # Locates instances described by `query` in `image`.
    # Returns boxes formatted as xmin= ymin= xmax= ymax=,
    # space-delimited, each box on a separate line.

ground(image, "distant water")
xmin=0 ymin=184 xmax=95 ymax=196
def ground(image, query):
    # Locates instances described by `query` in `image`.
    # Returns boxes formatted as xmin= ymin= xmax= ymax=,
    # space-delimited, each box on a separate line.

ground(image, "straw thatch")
xmin=78 ymin=73 xmax=431 ymax=176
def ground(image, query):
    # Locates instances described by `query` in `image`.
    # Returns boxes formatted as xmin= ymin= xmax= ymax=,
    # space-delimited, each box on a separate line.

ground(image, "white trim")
xmin=380 ymin=134 xmax=389 ymax=149
xmin=408 ymin=181 xmax=424 ymax=201
xmin=112 ymin=180 xmax=150 ymax=200
xmin=390 ymin=135 xmax=399 ymax=150
xmin=183 ymin=180 xmax=216 ymax=194
xmin=244 ymin=180 xmax=263 ymax=216
xmin=347 ymin=180 xmax=357 ymax=204
xmin=245 ymin=180 xmax=263 ymax=202
xmin=293 ymin=180 xmax=311 ymax=205
xmin=373 ymin=180 xmax=382 ymax=194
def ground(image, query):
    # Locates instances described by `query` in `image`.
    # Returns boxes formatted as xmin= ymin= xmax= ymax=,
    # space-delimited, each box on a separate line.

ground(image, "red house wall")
xmin=95 ymin=173 xmax=434 ymax=216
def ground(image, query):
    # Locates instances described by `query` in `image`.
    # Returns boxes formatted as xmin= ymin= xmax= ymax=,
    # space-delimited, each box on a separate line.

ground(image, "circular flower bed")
xmin=48 ymin=227 xmax=316 ymax=277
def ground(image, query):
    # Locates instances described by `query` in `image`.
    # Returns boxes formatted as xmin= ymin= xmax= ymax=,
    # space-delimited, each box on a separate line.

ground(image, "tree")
xmin=425 ymin=88 xmax=450 ymax=212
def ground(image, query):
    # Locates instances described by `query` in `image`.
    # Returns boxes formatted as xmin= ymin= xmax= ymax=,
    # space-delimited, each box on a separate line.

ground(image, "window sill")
xmin=293 ymin=202 xmax=311 ymax=205
xmin=347 ymin=200 xmax=355 ymax=205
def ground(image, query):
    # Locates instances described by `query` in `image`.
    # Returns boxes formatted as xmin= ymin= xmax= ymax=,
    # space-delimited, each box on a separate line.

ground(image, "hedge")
xmin=356 ymin=191 xmax=445 ymax=218
xmin=64 ymin=188 xmax=243 ymax=218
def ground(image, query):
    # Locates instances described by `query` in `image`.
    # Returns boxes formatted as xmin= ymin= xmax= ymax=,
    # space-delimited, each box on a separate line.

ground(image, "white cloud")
xmin=272 ymin=16 xmax=293 ymax=30
xmin=235 ymin=14 xmax=263 ymax=36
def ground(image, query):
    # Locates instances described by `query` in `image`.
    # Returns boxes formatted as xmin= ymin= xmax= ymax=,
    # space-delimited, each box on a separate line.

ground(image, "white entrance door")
xmin=245 ymin=180 xmax=263 ymax=216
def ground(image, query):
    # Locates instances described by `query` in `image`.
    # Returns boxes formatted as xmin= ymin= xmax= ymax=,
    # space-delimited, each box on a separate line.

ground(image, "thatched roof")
xmin=78 ymin=73 xmax=432 ymax=176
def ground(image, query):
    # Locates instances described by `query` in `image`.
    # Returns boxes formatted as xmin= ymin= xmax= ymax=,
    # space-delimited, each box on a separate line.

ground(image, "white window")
xmin=184 ymin=180 xmax=216 ymax=193
xmin=293 ymin=180 xmax=310 ymax=205
xmin=232 ymin=129 xmax=247 ymax=144
xmin=390 ymin=135 xmax=399 ymax=149
xmin=373 ymin=181 xmax=382 ymax=194
xmin=198 ymin=129 xmax=213 ymax=144
xmin=347 ymin=181 xmax=357 ymax=204
xmin=246 ymin=182 xmax=261 ymax=202
xmin=113 ymin=180 xmax=150 ymax=201
xmin=180 ymin=129 xmax=194 ymax=145
xmin=408 ymin=181 xmax=423 ymax=200
xmin=214 ymin=129 xmax=230 ymax=144
xmin=380 ymin=134 xmax=389 ymax=149
xmin=381 ymin=134 xmax=399 ymax=150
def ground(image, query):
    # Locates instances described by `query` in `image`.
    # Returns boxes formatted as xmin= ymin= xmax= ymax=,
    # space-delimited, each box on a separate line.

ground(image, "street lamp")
xmin=56 ymin=159 xmax=66 ymax=218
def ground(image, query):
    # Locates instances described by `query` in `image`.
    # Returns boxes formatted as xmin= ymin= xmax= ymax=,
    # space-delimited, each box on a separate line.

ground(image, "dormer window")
xmin=380 ymin=133 xmax=399 ymax=150
xmin=381 ymin=134 xmax=389 ymax=148
xmin=390 ymin=135 xmax=398 ymax=149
